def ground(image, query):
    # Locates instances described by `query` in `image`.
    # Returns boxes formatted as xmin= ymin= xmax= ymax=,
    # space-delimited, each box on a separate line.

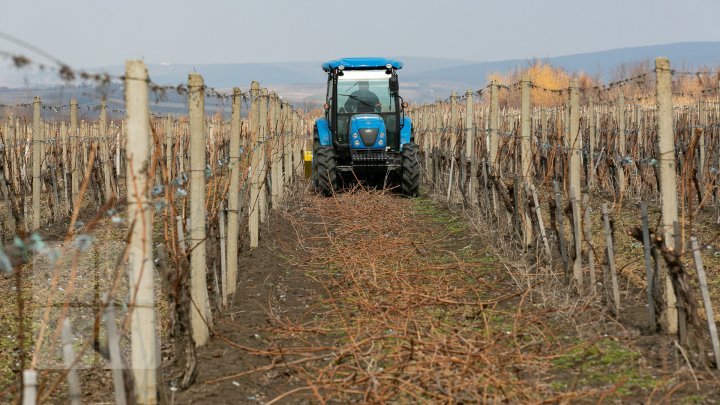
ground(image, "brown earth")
xmin=2 ymin=186 xmax=719 ymax=403
xmin=170 ymin=188 xmax=719 ymax=404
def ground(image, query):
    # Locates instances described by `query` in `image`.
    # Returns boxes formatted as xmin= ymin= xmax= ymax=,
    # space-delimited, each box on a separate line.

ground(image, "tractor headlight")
xmin=352 ymin=132 xmax=358 ymax=139
xmin=338 ymin=65 xmax=345 ymax=71
xmin=386 ymin=64 xmax=392 ymax=69
xmin=354 ymin=140 xmax=360 ymax=146
xmin=378 ymin=139 xmax=384 ymax=146
xmin=379 ymin=132 xmax=385 ymax=138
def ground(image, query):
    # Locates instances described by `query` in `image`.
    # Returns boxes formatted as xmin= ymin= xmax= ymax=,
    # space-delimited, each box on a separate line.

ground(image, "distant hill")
xmin=1 ymin=42 xmax=719 ymax=107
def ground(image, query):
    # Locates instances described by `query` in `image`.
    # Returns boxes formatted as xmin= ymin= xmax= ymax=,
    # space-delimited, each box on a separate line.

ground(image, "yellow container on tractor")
xmin=304 ymin=150 xmax=313 ymax=179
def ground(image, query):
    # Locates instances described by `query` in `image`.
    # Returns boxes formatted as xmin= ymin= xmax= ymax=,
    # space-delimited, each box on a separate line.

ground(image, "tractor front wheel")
xmin=314 ymin=146 xmax=338 ymax=197
xmin=401 ymin=142 xmax=420 ymax=197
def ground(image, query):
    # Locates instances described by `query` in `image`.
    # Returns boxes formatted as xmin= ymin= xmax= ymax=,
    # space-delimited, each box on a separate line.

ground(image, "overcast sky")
xmin=1 ymin=0 xmax=719 ymax=68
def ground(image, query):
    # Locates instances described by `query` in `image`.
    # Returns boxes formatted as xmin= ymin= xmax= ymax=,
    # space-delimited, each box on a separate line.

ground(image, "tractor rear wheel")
xmin=401 ymin=142 xmax=420 ymax=197
xmin=314 ymin=146 xmax=338 ymax=196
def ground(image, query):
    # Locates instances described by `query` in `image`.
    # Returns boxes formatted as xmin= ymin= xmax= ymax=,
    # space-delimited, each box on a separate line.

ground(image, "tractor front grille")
xmin=351 ymin=149 xmax=401 ymax=168
xmin=359 ymin=128 xmax=378 ymax=146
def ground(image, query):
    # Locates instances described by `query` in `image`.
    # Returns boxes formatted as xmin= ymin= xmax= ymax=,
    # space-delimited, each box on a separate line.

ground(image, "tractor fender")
xmin=400 ymin=117 xmax=413 ymax=148
xmin=314 ymin=118 xmax=332 ymax=146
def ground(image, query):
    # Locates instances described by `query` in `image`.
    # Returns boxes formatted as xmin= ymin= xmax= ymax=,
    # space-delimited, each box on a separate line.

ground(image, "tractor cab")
xmin=313 ymin=58 xmax=419 ymax=197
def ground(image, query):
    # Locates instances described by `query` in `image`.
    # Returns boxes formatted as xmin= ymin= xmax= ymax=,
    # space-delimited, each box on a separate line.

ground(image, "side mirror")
xmin=389 ymin=76 xmax=399 ymax=93
xmin=323 ymin=103 xmax=329 ymax=110
xmin=402 ymin=101 xmax=409 ymax=109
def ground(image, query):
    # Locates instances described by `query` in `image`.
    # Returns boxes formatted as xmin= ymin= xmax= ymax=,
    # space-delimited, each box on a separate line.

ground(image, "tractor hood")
xmin=349 ymin=114 xmax=387 ymax=149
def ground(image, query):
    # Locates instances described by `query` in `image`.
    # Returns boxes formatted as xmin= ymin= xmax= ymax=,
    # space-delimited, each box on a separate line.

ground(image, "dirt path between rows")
xmin=173 ymin=189 xmax=717 ymax=404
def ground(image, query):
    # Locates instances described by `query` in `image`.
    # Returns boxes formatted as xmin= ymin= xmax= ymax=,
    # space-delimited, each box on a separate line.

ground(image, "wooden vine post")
xmin=124 ymin=60 xmax=159 ymax=404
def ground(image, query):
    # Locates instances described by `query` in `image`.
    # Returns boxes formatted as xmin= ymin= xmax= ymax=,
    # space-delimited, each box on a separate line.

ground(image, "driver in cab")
xmin=344 ymin=81 xmax=380 ymax=113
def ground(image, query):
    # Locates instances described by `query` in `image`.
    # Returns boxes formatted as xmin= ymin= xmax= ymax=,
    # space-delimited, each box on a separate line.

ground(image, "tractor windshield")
xmin=334 ymin=70 xmax=399 ymax=147
xmin=337 ymin=77 xmax=397 ymax=114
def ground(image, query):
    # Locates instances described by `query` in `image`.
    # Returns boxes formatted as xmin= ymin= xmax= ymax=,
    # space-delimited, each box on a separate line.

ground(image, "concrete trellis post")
xmin=420 ymin=107 xmax=428 ymax=174
xmin=294 ymin=108 xmax=300 ymax=176
xmin=519 ymin=76 xmax=532 ymax=244
xmin=563 ymin=102 xmax=570 ymax=149
xmin=249 ymin=82 xmax=261 ymax=248
xmin=655 ymin=57 xmax=679 ymax=335
xmin=61 ymin=319 xmax=81 ymax=405
xmin=489 ymin=81 xmax=499 ymax=172
xmin=568 ymin=79 xmax=583 ymax=290
xmin=1 ymin=121 xmax=7 ymax=182
xmin=227 ymin=88 xmax=242 ymax=295
xmin=178 ymin=120 xmax=185 ymax=175
xmin=465 ymin=90 xmax=476 ymax=201
xmin=124 ymin=60 xmax=159 ymax=404
xmin=7 ymin=114 xmax=18 ymax=191
xmin=268 ymin=94 xmax=276 ymax=207
xmin=617 ymin=93 xmax=626 ymax=194
xmin=165 ymin=116 xmax=173 ymax=180
xmin=270 ymin=94 xmax=281 ymax=207
xmin=588 ymin=97 xmax=596 ymax=190
xmin=275 ymin=96 xmax=283 ymax=202
xmin=32 ymin=96 xmax=42 ymax=230
xmin=636 ymin=105 xmax=644 ymax=158
xmin=283 ymin=102 xmax=292 ymax=191
xmin=433 ymin=100 xmax=442 ymax=188
xmin=690 ymin=236 xmax=720 ymax=368
xmin=188 ymin=73 xmax=211 ymax=346
xmin=259 ymin=89 xmax=268 ymax=223
xmin=698 ymin=100 xmax=706 ymax=203
xmin=70 ymin=98 xmax=79 ymax=202
xmin=449 ymin=91 xmax=458 ymax=154
xmin=60 ymin=122 xmax=70 ymax=214
xmin=520 ymin=76 xmax=532 ymax=181
xmin=100 ymin=99 xmax=114 ymax=201
xmin=40 ymin=119 xmax=46 ymax=172
xmin=22 ymin=369 xmax=37 ymax=405
xmin=81 ymin=120 xmax=88 ymax=174
xmin=291 ymin=111 xmax=298 ymax=177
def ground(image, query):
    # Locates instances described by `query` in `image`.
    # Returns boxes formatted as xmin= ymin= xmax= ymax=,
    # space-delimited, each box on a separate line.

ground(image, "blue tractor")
xmin=312 ymin=57 xmax=420 ymax=196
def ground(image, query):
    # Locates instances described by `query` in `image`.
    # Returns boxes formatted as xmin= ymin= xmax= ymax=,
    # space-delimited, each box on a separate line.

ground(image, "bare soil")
xmin=2 ymin=186 xmax=719 ymax=403
xmin=170 ymin=188 xmax=719 ymax=403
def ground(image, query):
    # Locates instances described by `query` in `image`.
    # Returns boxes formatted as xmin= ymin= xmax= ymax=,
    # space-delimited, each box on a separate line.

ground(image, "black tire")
xmin=314 ymin=146 xmax=338 ymax=197
xmin=311 ymin=139 xmax=320 ymax=189
xmin=401 ymin=142 xmax=420 ymax=197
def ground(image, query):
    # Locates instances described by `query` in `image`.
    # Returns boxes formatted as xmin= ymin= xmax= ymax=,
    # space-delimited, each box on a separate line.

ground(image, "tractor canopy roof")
xmin=321 ymin=57 xmax=403 ymax=72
